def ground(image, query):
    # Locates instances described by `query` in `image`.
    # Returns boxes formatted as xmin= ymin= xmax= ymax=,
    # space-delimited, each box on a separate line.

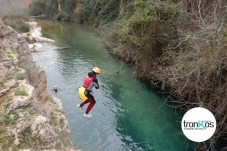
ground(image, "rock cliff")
xmin=0 ymin=21 xmax=76 ymax=150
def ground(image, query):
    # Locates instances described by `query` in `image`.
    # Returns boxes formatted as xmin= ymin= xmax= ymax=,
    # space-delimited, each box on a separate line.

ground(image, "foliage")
xmin=22 ymin=133 xmax=33 ymax=148
xmin=0 ymin=127 xmax=5 ymax=134
xmin=108 ymin=0 xmax=227 ymax=150
xmin=15 ymin=89 xmax=28 ymax=96
xmin=0 ymin=112 xmax=19 ymax=125
xmin=12 ymin=113 xmax=20 ymax=121
xmin=29 ymin=0 xmax=77 ymax=21
xmin=50 ymin=113 xmax=58 ymax=126
xmin=0 ymin=135 xmax=15 ymax=150
xmin=154 ymin=1 xmax=227 ymax=150
xmin=6 ymin=51 xmax=14 ymax=59
xmin=16 ymin=73 xmax=26 ymax=80
xmin=7 ymin=53 xmax=14 ymax=59
xmin=0 ymin=114 xmax=11 ymax=124
xmin=111 ymin=0 xmax=178 ymax=77
xmin=2 ymin=15 xmax=29 ymax=33
xmin=29 ymin=0 xmax=122 ymax=24
xmin=29 ymin=0 xmax=57 ymax=17
xmin=0 ymin=82 xmax=4 ymax=88
xmin=80 ymin=0 xmax=121 ymax=25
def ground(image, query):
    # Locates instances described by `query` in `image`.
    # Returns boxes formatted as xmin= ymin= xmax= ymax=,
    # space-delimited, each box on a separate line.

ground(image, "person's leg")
xmin=80 ymin=99 xmax=90 ymax=107
xmin=85 ymin=95 xmax=96 ymax=114
xmin=80 ymin=89 xmax=91 ymax=107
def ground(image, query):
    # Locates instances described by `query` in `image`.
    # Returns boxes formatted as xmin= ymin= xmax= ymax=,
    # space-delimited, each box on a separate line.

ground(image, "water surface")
xmin=32 ymin=20 xmax=192 ymax=151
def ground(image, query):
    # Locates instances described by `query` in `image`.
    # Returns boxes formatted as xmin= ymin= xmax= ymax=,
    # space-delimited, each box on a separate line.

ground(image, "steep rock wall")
xmin=0 ymin=21 xmax=77 ymax=151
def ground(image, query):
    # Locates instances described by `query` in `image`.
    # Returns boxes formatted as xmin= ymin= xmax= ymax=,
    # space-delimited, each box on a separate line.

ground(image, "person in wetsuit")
xmin=77 ymin=67 xmax=101 ymax=118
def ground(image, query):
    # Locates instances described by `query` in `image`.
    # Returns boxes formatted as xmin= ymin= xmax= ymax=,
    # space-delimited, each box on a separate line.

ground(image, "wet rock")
xmin=27 ymin=22 xmax=38 ymax=27
xmin=29 ymin=43 xmax=43 ymax=52
xmin=23 ymin=21 xmax=54 ymax=45
xmin=33 ymin=43 xmax=43 ymax=51
xmin=36 ymin=37 xmax=54 ymax=43
xmin=28 ymin=44 xmax=34 ymax=49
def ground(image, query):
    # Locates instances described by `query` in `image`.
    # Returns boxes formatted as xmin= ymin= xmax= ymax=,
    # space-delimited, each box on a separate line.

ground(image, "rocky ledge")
xmin=0 ymin=21 xmax=77 ymax=150
xmin=21 ymin=21 xmax=54 ymax=52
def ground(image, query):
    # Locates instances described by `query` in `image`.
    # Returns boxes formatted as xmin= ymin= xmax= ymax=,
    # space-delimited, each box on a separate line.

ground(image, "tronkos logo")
xmin=183 ymin=120 xmax=214 ymax=130
xmin=181 ymin=107 xmax=216 ymax=142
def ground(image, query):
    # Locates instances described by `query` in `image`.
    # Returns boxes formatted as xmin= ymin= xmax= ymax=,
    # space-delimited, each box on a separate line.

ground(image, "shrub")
xmin=2 ymin=15 xmax=29 ymax=33
xmin=50 ymin=114 xmax=58 ymax=126
xmin=16 ymin=73 xmax=26 ymax=80
xmin=0 ymin=114 xmax=11 ymax=124
xmin=15 ymin=89 xmax=28 ymax=96
xmin=7 ymin=53 xmax=14 ymax=59
xmin=0 ymin=127 xmax=5 ymax=134
xmin=12 ymin=113 xmax=20 ymax=121
xmin=110 ymin=0 xmax=178 ymax=78
xmin=0 ymin=82 xmax=4 ymax=87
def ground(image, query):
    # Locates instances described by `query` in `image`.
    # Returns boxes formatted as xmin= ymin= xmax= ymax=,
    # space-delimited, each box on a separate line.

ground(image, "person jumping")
xmin=77 ymin=67 xmax=101 ymax=118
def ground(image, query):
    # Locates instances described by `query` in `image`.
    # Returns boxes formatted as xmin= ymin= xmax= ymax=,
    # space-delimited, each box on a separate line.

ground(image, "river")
xmin=32 ymin=20 xmax=193 ymax=151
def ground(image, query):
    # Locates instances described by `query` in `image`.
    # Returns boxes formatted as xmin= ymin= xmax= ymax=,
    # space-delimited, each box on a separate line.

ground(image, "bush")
xmin=7 ymin=51 xmax=14 ymax=59
xmin=0 ymin=114 xmax=11 ymax=124
xmin=30 ymin=0 xmax=61 ymax=17
xmin=15 ymin=89 xmax=28 ymax=96
xmin=110 ymin=0 xmax=178 ymax=77
xmin=80 ymin=0 xmax=121 ymax=26
xmin=2 ymin=15 xmax=29 ymax=33
xmin=0 ymin=82 xmax=4 ymax=88
xmin=0 ymin=127 xmax=5 ymax=134
xmin=12 ymin=113 xmax=20 ymax=121
xmin=16 ymin=73 xmax=26 ymax=80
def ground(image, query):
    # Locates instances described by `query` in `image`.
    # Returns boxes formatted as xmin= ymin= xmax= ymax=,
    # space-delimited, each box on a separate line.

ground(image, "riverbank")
xmin=0 ymin=20 xmax=77 ymax=150
xmin=22 ymin=21 xmax=54 ymax=52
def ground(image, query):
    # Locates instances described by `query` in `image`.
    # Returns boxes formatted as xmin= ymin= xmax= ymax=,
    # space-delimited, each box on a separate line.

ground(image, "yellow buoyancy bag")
xmin=78 ymin=86 xmax=87 ymax=101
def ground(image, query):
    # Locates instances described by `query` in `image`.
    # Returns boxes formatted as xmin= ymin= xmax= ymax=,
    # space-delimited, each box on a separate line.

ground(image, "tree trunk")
xmin=57 ymin=0 xmax=61 ymax=12
xmin=119 ymin=0 xmax=124 ymax=16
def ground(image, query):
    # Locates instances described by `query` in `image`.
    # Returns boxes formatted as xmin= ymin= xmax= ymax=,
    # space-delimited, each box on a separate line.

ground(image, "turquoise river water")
xmin=32 ymin=20 xmax=193 ymax=151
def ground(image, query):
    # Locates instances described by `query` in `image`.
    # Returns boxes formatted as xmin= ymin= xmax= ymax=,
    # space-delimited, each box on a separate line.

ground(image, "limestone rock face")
xmin=8 ymin=95 xmax=32 ymax=113
xmin=31 ymin=115 xmax=61 ymax=147
xmin=7 ymin=82 xmax=34 ymax=113
xmin=12 ymin=120 xmax=31 ymax=146
xmin=0 ymin=21 xmax=76 ymax=150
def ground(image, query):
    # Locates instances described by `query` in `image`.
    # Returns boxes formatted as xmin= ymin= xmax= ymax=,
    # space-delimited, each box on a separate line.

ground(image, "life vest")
xmin=78 ymin=86 xmax=87 ymax=101
xmin=78 ymin=75 xmax=93 ymax=101
xmin=83 ymin=76 xmax=93 ymax=88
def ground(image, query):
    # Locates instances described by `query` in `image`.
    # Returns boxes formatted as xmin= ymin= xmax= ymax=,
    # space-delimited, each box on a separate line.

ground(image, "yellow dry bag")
xmin=78 ymin=86 xmax=87 ymax=101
